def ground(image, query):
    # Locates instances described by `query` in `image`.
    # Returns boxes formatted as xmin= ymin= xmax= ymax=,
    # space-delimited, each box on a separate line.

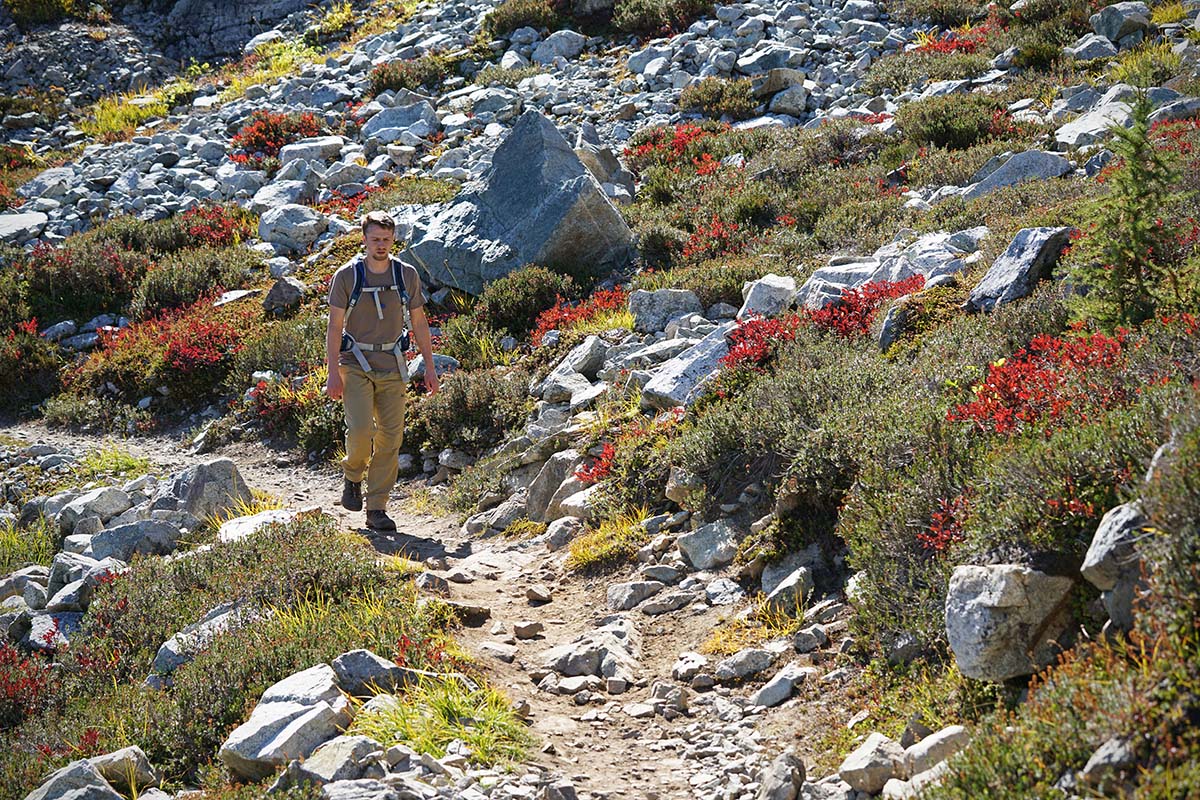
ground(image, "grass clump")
xmin=680 ymin=77 xmax=759 ymax=121
xmin=0 ymin=515 xmax=55 ymax=573
xmin=566 ymin=507 xmax=652 ymax=572
xmin=1108 ymin=41 xmax=1185 ymax=88
xmin=350 ymin=676 xmax=534 ymax=765
xmin=80 ymin=92 xmax=167 ymax=142
xmin=701 ymin=594 xmax=808 ymax=656
xmin=221 ymin=40 xmax=321 ymax=102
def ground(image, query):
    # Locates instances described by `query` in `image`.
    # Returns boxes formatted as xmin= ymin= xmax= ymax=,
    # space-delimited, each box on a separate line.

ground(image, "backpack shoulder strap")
xmin=346 ymin=257 xmax=367 ymax=318
xmin=390 ymin=256 xmax=410 ymax=305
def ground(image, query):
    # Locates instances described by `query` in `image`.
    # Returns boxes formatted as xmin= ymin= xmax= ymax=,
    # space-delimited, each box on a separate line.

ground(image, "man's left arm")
xmin=409 ymin=305 xmax=439 ymax=394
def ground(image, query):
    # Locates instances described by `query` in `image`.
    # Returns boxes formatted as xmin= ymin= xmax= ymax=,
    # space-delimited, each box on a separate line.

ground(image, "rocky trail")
xmin=3 ymin=421 xmax=884 ymax=800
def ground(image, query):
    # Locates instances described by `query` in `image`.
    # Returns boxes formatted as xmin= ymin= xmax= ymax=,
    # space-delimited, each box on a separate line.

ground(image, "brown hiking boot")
xmin=366 ymin=509 xmax=396 ymax=531
xmin=341 ymin=479 xmax=362 ymax=511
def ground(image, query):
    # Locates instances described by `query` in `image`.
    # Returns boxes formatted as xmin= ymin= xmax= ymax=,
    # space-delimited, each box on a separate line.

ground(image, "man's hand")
xmin=326 ymin=368 xmax=343 ymax=401
xmin=424 ymin=368 xmax=439 ymax=395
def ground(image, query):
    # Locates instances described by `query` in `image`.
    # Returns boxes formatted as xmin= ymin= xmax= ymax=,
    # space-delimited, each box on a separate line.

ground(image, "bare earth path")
xmin=3 ymin=421 xmax=755 ymax=799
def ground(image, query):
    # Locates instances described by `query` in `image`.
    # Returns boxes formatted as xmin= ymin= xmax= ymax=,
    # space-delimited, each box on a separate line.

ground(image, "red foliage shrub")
xmin=681 ymin=214 xmax=752 ymax=262
xmin=806 ymin=275 xmax=926 ymax=337
xmin=575 ymin=441 xmax=616 ymax=483
xmin=0 ymin=643 xmax=54 ymax=729
xmin=531 ymin=287 xmax=629 ymax=345
xmin=947 ymin=330 xmax=1131 ymax=436
xmin=316 ymin=186 xmax=384 ymax=220
xmin=623 ymin=122 xmax=724 ymax=173
xmin=720 ymin=313 xmax=802 ymax=371
xmin=230 ymin=111 xmax=324 ymax=172
xmin=20 ymin=241 xmax=152 ymax=323
xmin=180 ymin=204 xmax=253 ymax=248
xmin=917 ymin=494 xmax=970 ymax=552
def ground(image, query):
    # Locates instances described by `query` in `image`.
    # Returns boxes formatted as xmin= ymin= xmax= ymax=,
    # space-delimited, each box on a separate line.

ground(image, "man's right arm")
xmin=326 ymin=305 xmax=346 ymax=400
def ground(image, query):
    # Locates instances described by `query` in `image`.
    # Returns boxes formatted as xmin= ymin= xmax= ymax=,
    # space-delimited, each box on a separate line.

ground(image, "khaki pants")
xmin=339 ymin=365 xmax=407 ymax=511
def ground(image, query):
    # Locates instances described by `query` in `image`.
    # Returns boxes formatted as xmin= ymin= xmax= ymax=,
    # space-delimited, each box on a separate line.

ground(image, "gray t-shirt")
xmin=328 ymin=255 xmax=425 ymax=372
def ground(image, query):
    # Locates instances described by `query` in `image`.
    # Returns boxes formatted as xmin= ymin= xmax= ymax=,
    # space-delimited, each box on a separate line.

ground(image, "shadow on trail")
xmin=358 ymin=526 xmax=471 ymax=561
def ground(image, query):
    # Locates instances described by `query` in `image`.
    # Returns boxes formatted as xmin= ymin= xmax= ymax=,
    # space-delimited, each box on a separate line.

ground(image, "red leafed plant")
xmin=181 ymin=204 xmax=252 ymax=248
xmin=807 ymin=275 xmax=926 ymax=337
xmin=531 ymin=288 xmax=629 ymax=346
xmin=230 ymin=110 xmax=325 ymax=172
xmin=947 ymin=330 xmax=1131 ymax=436
xmin=917 ymin=494 xmax=970 ymax=553
xmin=0 ymin=643 xmax=54 ymax=729
xmin=681 ymin=214 xmax=752 ymax=263
xmin=575 ymin=441 xmax=616 ymax=483
xmin=720 ymin=313 xmax=802 ymax=371
xmin=623 ymin=122 xmax=723 ymax=173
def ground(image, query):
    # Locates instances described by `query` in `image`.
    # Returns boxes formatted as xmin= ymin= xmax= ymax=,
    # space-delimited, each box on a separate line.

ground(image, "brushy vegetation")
xmin=0 ymin=513 xmax=471 ymax=797
xmin=679 ymin=77 xmax=759 ymax=121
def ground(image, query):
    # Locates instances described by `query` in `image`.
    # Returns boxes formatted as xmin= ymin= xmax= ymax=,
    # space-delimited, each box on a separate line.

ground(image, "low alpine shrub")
xmin=482 ymin=0 xmax=559 ymax=37
xmin=407 ymin=367 xmax=532 ymax=455
xmin=230 ymin=110 xmax=325 ymax=173
xmin=679 ymin=77 xmax=758 ymax=121
xmin=130 ymin=247 xmax=263 ymax=320
xmin=473 ymin=265 xmax=579 ymax=337
xmin=369 ymin=55 xmax=452 ymax=95
xmin=612 ymin=0 xmax=713 ymax=34
xmin=531 ymin=287 xmax=629 ymax=345
xmin=895 ymin=93 xmax=1006 ymax=150
xmin=0 ymin=322 xmax=60 ymax=412
xmin=19 ymin=241 xmax=152 ymax=325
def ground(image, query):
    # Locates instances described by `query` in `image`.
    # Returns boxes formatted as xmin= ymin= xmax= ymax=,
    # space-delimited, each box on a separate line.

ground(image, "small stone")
xmin=527 ymin=584 xmax=553 ymax=603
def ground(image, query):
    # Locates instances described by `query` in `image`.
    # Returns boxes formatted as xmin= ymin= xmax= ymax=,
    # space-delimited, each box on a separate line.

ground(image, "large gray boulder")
xmin=641 ymin=323 xmax=735 ymax=410
xmin=540 ymin=617 xmax=639 ymax=683
xmin=90 ymin=746 xmax=159 ymax=793
xmin=1090 ymin=2 xmax=1151 ymax=42
xmin=258 ymin=204 xmax=328 ymax=254
xmin=757 ymin=751 xmax=806 ymax=800
xmin=527 ymin=450 xmax=583 ymax=522
xmin=279 ymin=136 xmax=345 ymax=166
xmin=147 ymin=602 xmax=251 ymax=687
xmin=88 ymin=520 xmax=183 ymax=562
xmin=839 ymin=732 xmax=905 ymax=794
xmin=962 ymin=151 xmax=1073 ymax=202
xmin=331 ymin=649 xmax=417 ymax=698
xmin=399 ymin=111 xmax=633 ymax=296
xmin=1054 ymin=101 xmax=1133 ymax=148
xmin=24 ymin=759 xmax=122 ymax=800
xmin=945 ymin=564 xmax=1075 ymax=680
xmin=156 ymin=458 xmax=252 ymax=520
xmin=0 ymin=210 xmax=48 ymax=243
xmin=362 ymin=101 xmax=438 ymax=140
xmin=58 ymin=487 xmax=133 ymax=534
xmin=739 ymin=274 xmax=797 ymax=319
xmin=286 ymin=735 xmax=387 ymax=785
xmin=219 ymin=665 xmax=350 ymax=780
xmin=629 ymin=289 xmax=704 ymax=333
xmin=966 ymin=227 xmax=1075 ymax=313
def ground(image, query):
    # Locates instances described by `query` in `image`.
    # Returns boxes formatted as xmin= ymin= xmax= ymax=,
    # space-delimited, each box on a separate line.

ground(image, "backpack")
xmin=339 ymin=256 xmax=411 ymax=375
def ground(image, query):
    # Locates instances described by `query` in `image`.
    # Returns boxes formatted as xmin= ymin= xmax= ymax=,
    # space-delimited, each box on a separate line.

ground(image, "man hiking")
xmin=326 ymin=210 xmax=439 ymax=531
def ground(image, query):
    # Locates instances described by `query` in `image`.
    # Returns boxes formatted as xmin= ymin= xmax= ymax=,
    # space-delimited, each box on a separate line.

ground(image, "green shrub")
xmin=369 ymin=54 xmax=452 ymax=95
xmin=407 ymin=367 xmax=532 ymax=455
xmin=863 ymin=51 xmax=991 ymax=95
xmin=3 ymin=0 xmax=78 ymax=28
xmin=813 ymin=195 xmax=907 ymax=251
xmin=680 ymin=77 xmax=759 ymax=121
xmin=90 ymin=215 xmax=192 ymax=255
xmin=482 ymin=0 xmax=559 ymax=37
xmin=41 ymin=393 xmax=150 ymax=433
xmin=21 ymin=241 xmax=152 ymax=324
xmin=473 ymin=264 xmax=578 ymax=337
xmin=436 ymin=315 xmax=513 ymax=372
xmin=895 ymin=93 xmax=1003 ymax=150
xmin=0 ymin=267 xmax=29 ymax=332
xmin=894 ymin=0 xmax=983 ymax=26
xmin=359 ymin=177 xmax=459 ymax=214
xmin=0 ymin=326 xmax=60 ymax=412
xmin=225 ymin=314 xmax=326 ymax=391
xmin=612 ymin=0 xmax=713 ymax=34
xmin=473 ymin=65 xmax=546 ymax=87
xmin=130 ymin=247 xmax=263 ymax=320
xmin=632 ymin=256 xmax=777 ymax=308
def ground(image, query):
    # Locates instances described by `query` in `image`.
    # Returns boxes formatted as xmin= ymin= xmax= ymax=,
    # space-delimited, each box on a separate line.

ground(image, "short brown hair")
xmin=361 ymin=210 xmax=396 ymax=235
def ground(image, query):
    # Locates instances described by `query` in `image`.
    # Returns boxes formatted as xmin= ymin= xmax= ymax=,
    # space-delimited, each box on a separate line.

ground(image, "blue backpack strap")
xmin=390 ymin=256 xmax=409 ymax=305
xmin=346 ymin=257 xmax=366 ymax=317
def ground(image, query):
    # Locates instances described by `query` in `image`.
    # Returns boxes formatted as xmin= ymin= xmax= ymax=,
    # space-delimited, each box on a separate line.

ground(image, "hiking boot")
xmin=341 ymin=479 xmax=362 ymax=511
xmin=366 ymin=509 xmax=396 ymax=531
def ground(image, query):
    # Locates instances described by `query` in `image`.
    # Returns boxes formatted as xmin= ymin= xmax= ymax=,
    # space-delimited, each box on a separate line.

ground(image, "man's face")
xmin=364 ymin=224 xmax=395 ymax=261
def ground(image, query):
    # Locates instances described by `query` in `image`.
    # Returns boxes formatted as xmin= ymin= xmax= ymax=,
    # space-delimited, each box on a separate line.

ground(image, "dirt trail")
xmin=3 ymin=421 xmax=751 ymax=798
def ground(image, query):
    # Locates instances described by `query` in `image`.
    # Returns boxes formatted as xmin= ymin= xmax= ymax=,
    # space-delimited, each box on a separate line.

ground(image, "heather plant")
xmin=894 ymin=93 xmax=1008 ymax=150
xmin=679 ymin=77 xmax=759 ymax=121
xmin=862 ymin=51 xmax=991 ymax=95
xmin=225 ymin=314 xmax=326 ymax=390
xmin=482 ymin=0 xmax=559 ymax=37
xmin=20 ymin=240 xmax=152 ymax=324
xmin=369 ymin=54 xmax=453 ymax=95
xmin=472 ymin=264 xmax=579 ymax=337
xmin=89 ymin=215 xmax=192 ymax=255
xmin=632 ymin=256 xmax=769 ymax=307
xmin=41 ymin=393 xmax=150 ymax=433
xmin=406 ymin=367 xmax=532 ymax=455
xmin=130 ymin=247 xmax=264 ymax=320
xmin=612 ymin=0 xmax=713 ymax=34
